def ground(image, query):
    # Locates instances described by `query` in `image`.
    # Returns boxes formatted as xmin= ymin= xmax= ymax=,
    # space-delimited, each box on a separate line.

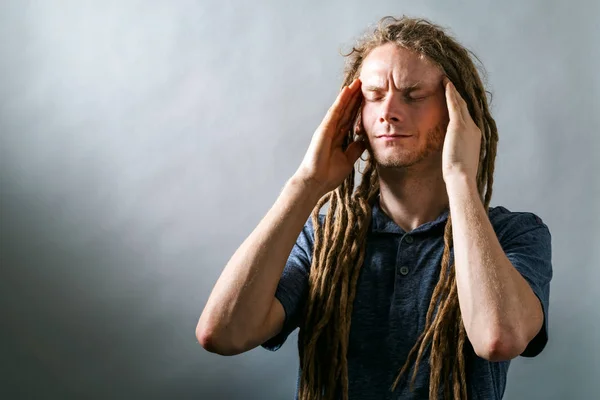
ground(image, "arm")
xmin=441 ymin=78 xmax=546 ymax=361
xmin=447 ymin=176 xmax=544 ymax=361
xmin=196 ymin=79 xmax=365 ymax=355
xmin=196 ymin=176 xmax=321 ymax=355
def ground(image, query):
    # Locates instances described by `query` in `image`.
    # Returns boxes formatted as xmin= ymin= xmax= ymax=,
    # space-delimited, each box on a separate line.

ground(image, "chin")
xmin=373 ymin=149 xmax=422 ymax=168
xmin=376 ymin=156 xmax=420 ymax=169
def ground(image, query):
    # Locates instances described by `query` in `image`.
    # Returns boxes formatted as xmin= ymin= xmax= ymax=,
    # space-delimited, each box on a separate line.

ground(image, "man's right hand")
xmin=197 ymin=78 xmax=366 ymax=356
xmin=294 ymin=78 xmax=366 ymax=197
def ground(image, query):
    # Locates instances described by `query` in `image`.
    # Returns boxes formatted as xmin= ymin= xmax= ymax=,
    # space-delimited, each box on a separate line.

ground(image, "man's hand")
xmin=294 ymin=78 xmax=366 ymax=197
xmin=442 ymin=78 xmax=482 ymax=184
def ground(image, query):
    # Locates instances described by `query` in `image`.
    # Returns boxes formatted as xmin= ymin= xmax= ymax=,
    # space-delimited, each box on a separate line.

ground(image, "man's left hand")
xmin=442 ymin=77 xmax=482 ymax=184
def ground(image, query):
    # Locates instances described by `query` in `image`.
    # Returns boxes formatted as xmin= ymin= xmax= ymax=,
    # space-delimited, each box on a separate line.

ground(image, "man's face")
xmin=358 ymin=43 xmax=448 ymax=169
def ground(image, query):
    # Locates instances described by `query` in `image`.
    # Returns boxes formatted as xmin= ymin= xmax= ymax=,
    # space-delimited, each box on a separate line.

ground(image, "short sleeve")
xmin=261 ymin=217 xmax=315 ymax=351
xmin=497 ymin=211 xmax=553 ymax=358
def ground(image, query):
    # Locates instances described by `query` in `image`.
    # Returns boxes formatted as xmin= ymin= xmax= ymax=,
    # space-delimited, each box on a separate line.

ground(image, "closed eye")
xmin=405 ymin=95 xmax=428 ymax=103
xmin=363 ymin=92 xmax=430 ymax=103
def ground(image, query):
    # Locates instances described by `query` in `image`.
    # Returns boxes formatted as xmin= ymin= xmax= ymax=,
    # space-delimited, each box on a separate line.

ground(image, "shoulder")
xmin=488 ymin=205 xmax=551 ymax=244
xmin=294 ymin=214 xmax=326 ymax=255
xmin=301 ymin=214 xmax=325 ymax=236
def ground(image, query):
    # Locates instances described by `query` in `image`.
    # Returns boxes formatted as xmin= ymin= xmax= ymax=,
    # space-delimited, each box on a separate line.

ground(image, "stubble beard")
xmin=372 ymin=122 xmax=446 ymax=169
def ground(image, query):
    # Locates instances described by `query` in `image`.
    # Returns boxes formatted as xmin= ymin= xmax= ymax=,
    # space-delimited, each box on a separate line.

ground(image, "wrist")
xmin=287 ymin=174 xmax=328 ymax=204
xmin=444 ymin=173 xmax=478 ymax=196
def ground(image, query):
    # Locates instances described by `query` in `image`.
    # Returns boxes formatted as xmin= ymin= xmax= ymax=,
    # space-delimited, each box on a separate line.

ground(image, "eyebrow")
xmin=363 ymin=82 xmax=425 ymax=93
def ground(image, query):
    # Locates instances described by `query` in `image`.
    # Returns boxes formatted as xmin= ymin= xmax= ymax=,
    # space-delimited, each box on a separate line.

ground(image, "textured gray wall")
xmin=1 ymin=0 xmax=599 ymax=399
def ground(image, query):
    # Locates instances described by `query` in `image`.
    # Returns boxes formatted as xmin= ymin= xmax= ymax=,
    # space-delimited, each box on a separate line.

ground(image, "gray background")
xmin=1 ymin=0 xmax=598 ymax=399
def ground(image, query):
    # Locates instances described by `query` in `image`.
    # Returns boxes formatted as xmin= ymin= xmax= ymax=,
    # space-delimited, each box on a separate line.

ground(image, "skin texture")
xmin=357 ymin=43 xmax=451 ymax=235
xmin=359 ymin=42 xmax=448 ymax=170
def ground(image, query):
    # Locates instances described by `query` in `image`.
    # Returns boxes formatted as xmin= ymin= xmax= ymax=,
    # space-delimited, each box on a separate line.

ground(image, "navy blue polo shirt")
xmin=262 ymin=197 xmax=552 ymax=399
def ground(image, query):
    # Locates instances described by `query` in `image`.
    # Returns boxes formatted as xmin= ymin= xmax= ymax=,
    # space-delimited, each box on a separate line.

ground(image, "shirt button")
xmin=400 ymin=266 xmax=409 ymax=275
xmin=405 ymin=236 xmax=414 ymax=244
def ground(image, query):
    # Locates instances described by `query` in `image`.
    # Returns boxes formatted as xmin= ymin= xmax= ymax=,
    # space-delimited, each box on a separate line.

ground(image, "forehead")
xmin=359 ymin=43 xmax=442 ymax=89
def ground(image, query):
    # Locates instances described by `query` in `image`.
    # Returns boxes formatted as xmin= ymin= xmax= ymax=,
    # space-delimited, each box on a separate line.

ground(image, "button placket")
xmin=396 ymin=234 xmax=414 ymax=277
xmin=398 ymin=235 xmax=413 ymax=276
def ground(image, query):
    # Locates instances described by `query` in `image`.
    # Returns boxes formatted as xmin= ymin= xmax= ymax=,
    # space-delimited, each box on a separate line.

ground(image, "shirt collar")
xmin=370 ymin=195 xmax=450 ymax=234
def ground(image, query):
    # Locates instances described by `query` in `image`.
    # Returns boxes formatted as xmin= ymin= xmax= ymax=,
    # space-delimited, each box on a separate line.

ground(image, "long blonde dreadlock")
xmin=297 ymin=16 xmax=499 ymax=400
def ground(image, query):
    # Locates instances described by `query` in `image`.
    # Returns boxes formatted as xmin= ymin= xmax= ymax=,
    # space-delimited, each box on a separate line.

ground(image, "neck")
xmin=376 ymin=156 xmax=449 ymax=232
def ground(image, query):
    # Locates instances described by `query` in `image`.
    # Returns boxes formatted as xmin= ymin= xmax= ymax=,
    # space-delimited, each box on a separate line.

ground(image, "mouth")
xmin=376 ymin=134 xmax=413 ymax=140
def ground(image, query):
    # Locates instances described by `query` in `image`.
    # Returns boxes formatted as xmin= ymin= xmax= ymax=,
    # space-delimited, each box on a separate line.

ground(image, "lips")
xmin=376 ymin=134 xmax=413 ymax=138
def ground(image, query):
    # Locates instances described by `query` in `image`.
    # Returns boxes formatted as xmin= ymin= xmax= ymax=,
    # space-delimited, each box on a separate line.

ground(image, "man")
xmin=196 ymin=16 xmax=552 ymax=400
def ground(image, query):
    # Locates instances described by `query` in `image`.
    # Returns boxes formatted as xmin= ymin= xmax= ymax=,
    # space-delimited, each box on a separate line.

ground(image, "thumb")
xmin=345 ymin=140 xmax=367 ymax=164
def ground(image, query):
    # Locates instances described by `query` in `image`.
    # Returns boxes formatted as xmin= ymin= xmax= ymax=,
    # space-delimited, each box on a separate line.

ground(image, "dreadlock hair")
xmin=297 ymin=16 xmax=499 ymax=400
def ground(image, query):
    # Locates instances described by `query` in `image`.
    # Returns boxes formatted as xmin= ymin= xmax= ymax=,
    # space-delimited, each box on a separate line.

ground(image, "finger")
xmin=337 ymin=80 xmax=363 ymax=130
xmin=353 ymin=105 xmax=366 ymax=137
xmin=331 ymin=81 xmax=362 ymax=147
xmin=321 ymin=79 xmax=360 ymax=134
xmin=446 ymin=77 xmax=472 ymax=121
xmin=453 ymin=86 xmax=470 ymax=121
xmin=344 ymin=139 xmax=367 ymax=165
xmin=334 ymin=98 xmax=363 ymax=148
xmin=443 ymin=77 xmax=463 ymax=122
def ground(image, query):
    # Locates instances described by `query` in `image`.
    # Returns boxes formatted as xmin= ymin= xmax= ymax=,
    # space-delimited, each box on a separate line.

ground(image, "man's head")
xmin=359 ymin=43 xmax=448 ymax=168
xmin=340 ymin=17 xmax=491 ymax=175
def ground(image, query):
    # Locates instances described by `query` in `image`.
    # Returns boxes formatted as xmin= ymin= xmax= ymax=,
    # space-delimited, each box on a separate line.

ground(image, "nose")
xmin=379 ymin=94 xmax=404 ymax=124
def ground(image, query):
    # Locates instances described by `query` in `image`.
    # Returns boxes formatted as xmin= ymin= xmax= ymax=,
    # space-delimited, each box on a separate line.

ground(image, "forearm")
xmin=198 ymin=175 xmax=322 ymax=348
xmin=446 ymin=175 xmax=543 ymax=360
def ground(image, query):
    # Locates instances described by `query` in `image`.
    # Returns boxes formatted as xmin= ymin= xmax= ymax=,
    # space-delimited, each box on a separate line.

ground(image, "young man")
xmin=197 ymin=16 xmax=552 ymax=400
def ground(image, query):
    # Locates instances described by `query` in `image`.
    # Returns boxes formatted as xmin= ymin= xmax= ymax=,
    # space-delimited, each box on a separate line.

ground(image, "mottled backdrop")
xmin=1 ymin=0 xmax=599 ymax=399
